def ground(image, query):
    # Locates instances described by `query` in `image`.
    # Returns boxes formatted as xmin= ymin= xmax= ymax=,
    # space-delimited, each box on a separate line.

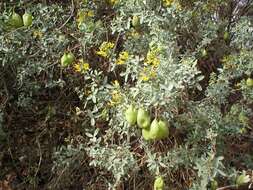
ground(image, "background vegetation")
xmin=0 ymin=0 xmax=253 ymax=189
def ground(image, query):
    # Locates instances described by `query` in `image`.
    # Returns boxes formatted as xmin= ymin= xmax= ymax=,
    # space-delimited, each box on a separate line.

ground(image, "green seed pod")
xmin=61 ymin=53 xmax=69 ymax=67
xmin=236 ymin=173 xmax=250 ymax=186
xmin=154 ymin=176 xmax=164 ymax=190
xmin=125 ymin=105 xmax=138 ymax=125
xmin=137 ymin=108 xmax=150 ymax=129
xmin=223 ymin=31 xmax=229 ymax=41
xmin=149 ymin=119 xmax=169 ymax=140
xmin=142 ymin=128 xmax=152 ymax=140
xmin=10 ymin=12 xmax=23 ymax=28
xmin=132 ymin=15 xmax=140 ymax=28
xmin=210 ymin=180 xmax=218 ymax=190
xmin=66 ymin=52 xmax=75 ymax=64
xmin=246 ymin=78 xmax=253 ymax=88
xmin=22 ymin=12 xmax=33 ymax=27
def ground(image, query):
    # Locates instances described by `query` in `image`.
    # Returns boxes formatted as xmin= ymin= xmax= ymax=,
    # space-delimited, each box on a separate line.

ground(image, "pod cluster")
xmin=124 ymin=105 xmax=169 ymax=140
xmin=10 ymin=12 xmax=33 ymax=28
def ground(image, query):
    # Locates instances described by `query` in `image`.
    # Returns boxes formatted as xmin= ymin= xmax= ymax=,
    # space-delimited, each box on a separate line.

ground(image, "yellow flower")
xmin=87 ymin=10 xmax=94 ymax=17
xmin=96 ymin=42 xmax=115 ymax=58
xmin=109 ymin=0 xmax=119 ymax=5
xmin=77 ymin=9 xmax=94 ymax=28
xmin=77 ymin=11 xmax=85 ymax=28
xmin=105 ymin=42 xmax=115 ymax=49
xmin=96 ymin=50 xmax=108 ymax=58
xmin=116 ymin=51 xmax=129 ymax=65
xmin=149 ymin=68 xmax=157 ymax=79
xmin=140 ymin=67 xmax=149 ymax=81
xmin=151 ymin=57 xmax=160 ymax=67
xmin=131 ymin=30 xmax=140 ymax=38
xmin=223 ymin=62 xmax=237 ymax=70
xmin=163 ymin=0 xmax=174 ymax=7
xmin=74 ymin=59 xmax=90 ymax=73
xmin=108 ymin=90 xmax=122 ymax=106
xmin=33 ymin=30 xmax=43 ymax=38
xmin=140 ymin=73 xmax=150 ymax=81
xmin=240 ymin=127 xmax=247 ymax=134
xmin=175 ymin=1 xmax=182 ymax=10
xmin=139 ymin=66 xmax=157 ymax=82
xmin=84 ymin=89 xmax=91 ymax=96
xmin=119 ymin=51 xmax=129 ymax=60
xmin=221 ymin=55 xmax=232 ymax=64
xmin=145 ymin=48 xmax=161 ymax=67
xmin=112 ymin=90 xmax=121 ymax=100
xmin=116 ymin=59 xmax=124 ymax=65
xmin=113 ymin=80 xmax=120 ymax=88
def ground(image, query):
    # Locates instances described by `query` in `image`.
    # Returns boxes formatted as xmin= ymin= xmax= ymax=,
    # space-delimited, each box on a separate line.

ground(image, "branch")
xmin=217 ymin=185 xmax=237 ymax=190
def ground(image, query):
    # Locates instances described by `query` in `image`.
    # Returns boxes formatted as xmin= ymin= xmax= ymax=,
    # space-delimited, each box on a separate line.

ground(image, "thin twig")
xmin=34 ymin=139 xmax=42 ymax=188
xmin=58 ymin=0 xmax=75 ymax=30
xmin=113 ymin=32 xmax=121 ymax=54
xmin=217 ymin=185 xmax=237 ymax=190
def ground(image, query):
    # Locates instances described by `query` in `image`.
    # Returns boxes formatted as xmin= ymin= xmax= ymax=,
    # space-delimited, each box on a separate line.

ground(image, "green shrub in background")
xmin=0 ymin=0 xmax=253 ymax=189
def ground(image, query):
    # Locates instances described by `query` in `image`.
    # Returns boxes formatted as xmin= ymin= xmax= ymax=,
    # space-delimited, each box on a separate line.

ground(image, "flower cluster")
xmin=109 ymin=0 xmax=119 ymax=6
xmin=126 ymin=29 xmax=141 ymax=40
xmin=74 ymin=59 xmax=90 ymax=73
xmin=140 ymin=47 xmax=161 ymax=81
xmin=144 ymin=47 xmax=161 ymax=68
xmin=96 ymin=42 xmax=115 ymax=58
xmin=108 ymin=80 xmax=122 ymax=106
xmin=140 ymin=67 xmax=157 ymax=82
xmin=116 ymin=51 xmax=129 ymax=65
xmin=33 ymin=30 xmax=43 ymax=38
xmin=163 ymin=0 xmax=174 ymax=7
xmin=76 ymin=9 xmax=94 ymax=28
